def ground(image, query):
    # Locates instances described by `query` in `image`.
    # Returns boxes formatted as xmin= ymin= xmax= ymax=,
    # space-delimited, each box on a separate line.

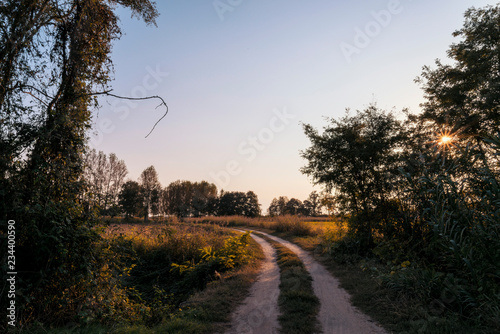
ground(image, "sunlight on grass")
xmin=36 ymin=221 xmax=263 ymax=333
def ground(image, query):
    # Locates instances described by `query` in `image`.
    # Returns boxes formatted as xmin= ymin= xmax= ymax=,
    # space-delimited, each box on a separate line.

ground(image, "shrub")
xmin=170 ymin=232 xmax=253 ymax=292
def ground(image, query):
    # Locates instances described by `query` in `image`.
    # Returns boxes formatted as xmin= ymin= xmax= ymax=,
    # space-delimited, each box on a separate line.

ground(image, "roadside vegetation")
xmin=186 ymin=215 xmax=330 ymax=237
xmin=198 ymin=211 xmax=499 ymax=333
xmin=297 ymin=6 xmax=500 ymax=333
xmin=15 ymin=220 xmax=263 ymax=333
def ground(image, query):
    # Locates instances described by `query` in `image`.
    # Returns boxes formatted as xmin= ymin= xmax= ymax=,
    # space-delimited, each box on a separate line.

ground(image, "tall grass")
xmin=104 ymin=222 xmax=228 ymax=265
xmin=14 ymin=221 xmax=259 ymax=333
xmin=185 ymin=215 xmax=334 ymax=237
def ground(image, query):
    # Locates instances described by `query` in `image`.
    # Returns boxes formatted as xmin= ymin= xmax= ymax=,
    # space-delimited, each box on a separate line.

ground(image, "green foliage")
xmin=313 ymin=106 xmax=500 ymax=331
xmin=0 ymin=0 xmax=159 ymax=329
xmin=302 ymin=5 xmax=500 ymax=331
xmin=170 ymin=232 xmax=253 ymax=293
xmin=397 ymin=136 xmax=500 ymax=325
xmin=13 ymin=223 xmax=264 ymax=333
xmin=200 ymin=231 xmax=253 ymax=268
xmin=302 ymin=105 xmax=404 ymax=247
xmin=73 ymin=224 xmax=254 ymax=330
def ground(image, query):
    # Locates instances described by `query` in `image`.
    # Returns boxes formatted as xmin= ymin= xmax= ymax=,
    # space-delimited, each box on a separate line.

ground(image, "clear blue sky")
xmin=90 ymin=0 xmax=494 ymax=213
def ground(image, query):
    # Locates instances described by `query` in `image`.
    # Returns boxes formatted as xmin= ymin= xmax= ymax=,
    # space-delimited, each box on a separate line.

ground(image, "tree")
xmin=320 ymin=192 xmax=336 ymax=216
xmin=268 ymin=198 xmax=279 ymax=216
xmin=84 ymin=149 xmax=128 ymax=213
xmin=164 ymin=180 xmax=194 ymax=217
xmin=301 ymin=105 xmax=403 ymax=245
xmin=83 ymin=149 xmax=108 ymax=208
xmin=118 ymin=180 xmax=143 ymax=218
xmin=191 ymin=181 xmax=218 ymax=217
xmin=0 ymin=0 xmax=159 ymax=326
xmin=163 ymin=180 xmax=218 ymax=217
xmin=150 ymin=187 xmax=162 ymax=218
xmin=283 ymin=198 xmax=303 ymax=215
xmin=244 ymin=191 xmax=261 ymax=217
xmin=302 ymin=191 xmax=322 ymax=216
xmin=417 ymin=5 xmax=500 ymax=164
xmin=139 ymin=165 xmax=161 ymax=222
xmin=268 ymin=193 xmax=321 ymax=216
xmin=217 ymin=191 xmax=261 ymax=217
xmin=268 ymin=196 xmax=289 ymax=216
xmin=104 ymin=153 xmax=128 ymax=211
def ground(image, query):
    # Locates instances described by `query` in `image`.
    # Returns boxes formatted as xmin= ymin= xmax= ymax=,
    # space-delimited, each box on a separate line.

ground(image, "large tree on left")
xmin=0 ymin=0 xmax=158 ymax=326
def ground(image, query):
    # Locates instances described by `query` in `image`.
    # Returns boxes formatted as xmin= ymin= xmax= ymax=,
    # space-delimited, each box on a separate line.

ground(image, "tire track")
xmin=225 ymin=232 xmax=280 ymax=334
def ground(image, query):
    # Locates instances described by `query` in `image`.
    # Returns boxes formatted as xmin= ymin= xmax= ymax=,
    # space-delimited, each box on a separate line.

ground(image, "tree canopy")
xmin=418 ymin=5 xmax=500 ymax=139
xmin=268 ymin=192 xmax=323 ymax=216
xmin=0 ymin=0 xmax=159 ymax=327
xmin=300 ymin=6 xmax=500 ymax=326
xmin=301 ymin=105 xmax=403 ymax=215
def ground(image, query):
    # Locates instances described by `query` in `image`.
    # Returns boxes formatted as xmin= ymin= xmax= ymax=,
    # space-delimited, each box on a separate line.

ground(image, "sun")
xmin=439 ymin=135 xmax=453 ymax=145
xmin=433 ymin=129 xmax=459 ymax=152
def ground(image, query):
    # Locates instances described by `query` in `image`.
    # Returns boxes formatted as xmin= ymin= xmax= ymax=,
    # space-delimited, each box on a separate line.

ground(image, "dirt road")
xmin=261 ymin=231 xmax=387 ymax=334
xmin=225 ymin=233 xmax=280 ymax=334
xmin=228 ymin=231 xmax=386 ymax=334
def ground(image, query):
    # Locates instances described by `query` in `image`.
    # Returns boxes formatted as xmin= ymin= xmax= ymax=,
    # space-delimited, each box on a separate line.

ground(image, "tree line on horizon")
xmin=83 ymin=152 xmax=261 ymax=220
xmin=267 ymin=192 xmax=324 ymax=216
xmin=83 ymin=148 xmax=326 ymax=220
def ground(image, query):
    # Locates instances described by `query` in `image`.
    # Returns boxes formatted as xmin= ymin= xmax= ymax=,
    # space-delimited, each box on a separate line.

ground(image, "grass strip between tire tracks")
xmin=257 ymin=233 xmax=321 ymax=334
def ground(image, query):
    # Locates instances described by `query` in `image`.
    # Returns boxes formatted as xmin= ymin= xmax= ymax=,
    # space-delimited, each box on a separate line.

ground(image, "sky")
xmin=90 ymin=0 xmax=495 ymax=213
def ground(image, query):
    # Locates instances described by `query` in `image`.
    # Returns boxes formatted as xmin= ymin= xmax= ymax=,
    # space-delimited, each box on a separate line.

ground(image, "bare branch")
xmin=22 ymin=90 xmax=49 ymax=106
xmin=102 ymin=92 xmax=169 ymax=138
